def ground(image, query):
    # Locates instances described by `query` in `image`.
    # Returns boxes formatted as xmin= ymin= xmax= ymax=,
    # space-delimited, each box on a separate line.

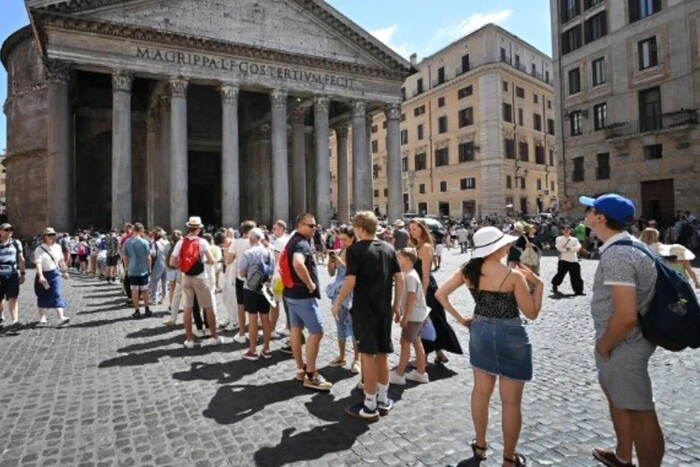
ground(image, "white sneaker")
xmin=233 ymin=333 xmax=247 ymax=344
xmin=192 ymin=329 xmax=205 ymax=338
xmin=183 ymin=340 xmax=195 ymax=349
xmin=388 ymin=369 xmax=406 ymax=386
xmin=405 ymin=370 xmax=430 ymax=384
xmin=39 ymin=316 xmax=47 ymax=324
xmin=208 ymin=336 xmax=226 ymax=346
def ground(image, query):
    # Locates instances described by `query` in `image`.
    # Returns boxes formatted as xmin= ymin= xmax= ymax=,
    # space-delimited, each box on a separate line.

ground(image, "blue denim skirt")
xmin=469 ymin=316 xmax=532 ymax=382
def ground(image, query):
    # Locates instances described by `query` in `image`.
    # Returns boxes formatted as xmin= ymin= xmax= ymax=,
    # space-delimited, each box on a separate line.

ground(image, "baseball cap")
xmin=579 ymin=193 xmax=635 ymax=224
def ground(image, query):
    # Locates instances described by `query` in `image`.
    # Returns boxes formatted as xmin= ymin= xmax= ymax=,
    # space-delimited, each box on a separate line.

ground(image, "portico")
xmin=2 ymin=0 xmax=413 ymax=234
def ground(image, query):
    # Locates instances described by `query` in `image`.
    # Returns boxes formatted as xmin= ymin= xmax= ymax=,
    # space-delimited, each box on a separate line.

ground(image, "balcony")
xmin=499 ymin=57 xmax=551 ymax=85
xmin=604 ymin=109 xmax=698 ymax=139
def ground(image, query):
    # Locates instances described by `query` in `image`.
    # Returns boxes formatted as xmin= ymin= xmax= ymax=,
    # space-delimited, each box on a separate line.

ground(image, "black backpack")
xmin=606 ymin=240 xmax=700 ymax=352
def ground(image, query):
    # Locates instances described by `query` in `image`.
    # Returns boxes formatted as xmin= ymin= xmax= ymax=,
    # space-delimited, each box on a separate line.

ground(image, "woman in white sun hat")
xmin=34 ymin=227 xmax=71 ymax=326
xmin=657 ymin=243 xmax=700 ymax=289
xmin=435 ymin=226 xmax=544 ymax=467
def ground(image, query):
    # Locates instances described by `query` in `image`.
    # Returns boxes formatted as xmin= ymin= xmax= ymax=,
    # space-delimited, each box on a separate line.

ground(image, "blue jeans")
xmin=150 ymin=264 xmax=167 ymax=300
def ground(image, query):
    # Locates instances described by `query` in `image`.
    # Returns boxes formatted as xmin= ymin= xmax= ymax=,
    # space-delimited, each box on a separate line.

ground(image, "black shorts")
xmin=0 ymin=273 xmax=20 ymax=300
xmin=235 ymin=278 xmax=245 ymax=305
xmin=78 ymin=254 xmax=88 ymax=263
xmin=243 ymin=289 xmax=270 ymax=314
xmin=351 ymin=302 xmax=394 ymax=355
xmin=106 ymin=255 xmax=119 ymax=267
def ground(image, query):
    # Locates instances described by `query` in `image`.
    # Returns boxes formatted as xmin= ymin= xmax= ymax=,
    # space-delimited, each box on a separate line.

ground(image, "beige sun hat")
xmin=186 ymin=216 xmax=203 ymax=228
xmin=657 ymin=243 xmax=695 ymax=261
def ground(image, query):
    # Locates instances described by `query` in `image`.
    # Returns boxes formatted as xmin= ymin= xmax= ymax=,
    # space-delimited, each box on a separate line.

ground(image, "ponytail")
xmin=461 ymin=257 xmax=485 ymax=289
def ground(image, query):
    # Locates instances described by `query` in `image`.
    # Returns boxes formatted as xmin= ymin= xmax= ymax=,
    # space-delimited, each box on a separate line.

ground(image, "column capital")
xmin=313 ymin=96 xmax=330 ymax=114
xmin=44 ymin=59 xmax=70 ymax=84
xmin=384 ymin=103 xmax=401 ymax=121
xmin=112 ymin=71 xmax=133 ymax=92
xmin=352 ymin=100 xmax=366 ymax=117
xmin=334 ymin=124 xmax=350 ymax=139
xmin=291 ymin=106 xmax=307 ymax=124
xmin=219 ymin=83 xmax=240 ymax=105
xmin=270 ymin=89 xmax=288 ymax=109
xmin=169 ymin=77 xmax=188 ymax=98
xmin=159 ymin=94 xmax=171 ymax=107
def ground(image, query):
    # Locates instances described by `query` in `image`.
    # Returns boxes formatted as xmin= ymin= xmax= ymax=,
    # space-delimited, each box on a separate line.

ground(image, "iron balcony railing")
xmin=604 ymin=109 xmax=698 ymax=139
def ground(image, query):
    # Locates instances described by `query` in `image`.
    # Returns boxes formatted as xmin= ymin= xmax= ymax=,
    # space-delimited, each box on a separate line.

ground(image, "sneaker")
xmin=233 ymin=333 xmax=247 ymax=344
xmin=131 ymin=310 xmax=141 ymax=319
xmin=295 ymin=365 xmax=307 ymax=381
xmin=592 ymin=448 xmax=635 ymax=467
xmin=280 ymin=343 xmax=294 ymax=354
xmin=377 ymin=398 xmax=395 ymax=416
xmin=183 ymin=340 xmax=196 ymax=349
xmin=193 ymin=329 xmax=205 ymax=338
xmin=303 ymin=372 xmax=333 ymax=391
xmin=344 ymin=402 xmax=379 ymax=422
xmin=208 ymin=336 xmax=226 ymax=346
xmin=144 ymin=309 xmax=153 ymax=318
xmin=217 ymin=321 xmax=230 ymax=330
xmin=242 ymin=350 xmax=259 ymax=361
xmin=39 ymin=316 xmax=48 ymax=325
xmin=405 ymin=370 xmax=429 ymax=384
xmin=328 ymin=356 xmax=347 ymax=367
xmin=388 ymin=369 xmax=406 ymax=386
xmin=163 ymin=319 xmax=176 ymax=327
xmin=58 ymin=317 xmax=71 ymax=327
xmin=351 ymin=360 xmax=361 ymax=374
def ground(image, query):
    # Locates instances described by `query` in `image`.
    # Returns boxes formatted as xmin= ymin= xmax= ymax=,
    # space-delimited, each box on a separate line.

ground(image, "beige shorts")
xmin=401 ymin=321 xmax=423 ymax=342
xmin=182 ymin=275 xmax=213 ymax=309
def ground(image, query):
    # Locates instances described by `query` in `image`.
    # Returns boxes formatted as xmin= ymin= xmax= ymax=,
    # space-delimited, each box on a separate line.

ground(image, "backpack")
xmin=279 ymin=248 xmax=297 ymax=288
xmin=247 ymin=250 xmax=274 ymax=292
xmin=77 ymin=243 xmax=87 ymax=255
xmin=606 ymin=240 xmax=700 ymax=352
xmin=180 ymin=237 xmax=204 ymax=276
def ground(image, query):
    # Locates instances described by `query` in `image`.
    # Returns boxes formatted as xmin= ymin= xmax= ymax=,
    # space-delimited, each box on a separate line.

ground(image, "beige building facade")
xmin=329 ymin=24 xmax=558 ymax=221
xmin=550 ymin=0 xmax=700 ymax=225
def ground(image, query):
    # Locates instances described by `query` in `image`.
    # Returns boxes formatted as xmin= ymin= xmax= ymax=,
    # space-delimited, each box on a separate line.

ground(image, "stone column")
xmin=169 ymin=77 xmax=188 ymax=231
xmin=270 ymin=89 xmax=289 ymax=223
xmin=291 ymin=107 xmax=307 ymax=217
xmin=367 ymin=116 xmax=375 ymax=213
xmin=314 ymin=96 xmax=331 ymax=227
xmin=158 ymin=95 xmax=171 ymax=227
xmin=352 ymin=101 xmax=370 ymax=211
xmin=385 ymin=103 xmax=403 ymax=222
xmin=220 ymin=83 xmax=240 ymax=228
xmin=146 ymin=106 xmax=158 ymax=228
xmin=46 ymin=60 xmax=72 ymax=232
xmin=111 ymin=71 xmax=133 ymax=228
xmin=335 ymin=125 xmax=350 ymax=224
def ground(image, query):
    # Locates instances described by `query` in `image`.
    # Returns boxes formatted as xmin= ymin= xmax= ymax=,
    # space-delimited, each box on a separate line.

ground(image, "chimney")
xmin=410 ymin=53 xmax=418 ymax=66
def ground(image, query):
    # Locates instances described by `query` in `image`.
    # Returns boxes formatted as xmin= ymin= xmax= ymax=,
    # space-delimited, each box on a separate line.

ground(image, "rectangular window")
xmin=415 ymin=153 xmax=427 ymax=170
xmin=638 ymin=37 xmax=658 ymax=70
xmin=500 ymin=47 xmax=507 ymax=62
xmin=547 ymin=99 xmax=552 ymax=109
xmin=458 ymin=142 xmax=475 ymax=162
xmin=549 ymin=149 xmax=554 ymax=166
xmin=438 ymin=116 xmax=448 ymax=134
xmin=458 ymin=86 xmax=473 ymax=99
xmin=502 ymin=81 xmax=509 ymax=92
xmin=520 ymin=178 xmax=526 ymax=190
xmin=561 ymin=0 xmax=580 ymax=23
xmin=419 ymin=183 xmax=426 ymax=194
xmin=596 ymin=152 xmax=610 ymax=179
xmin=384 ymin=188 xmax=388 ymax=197
xmin=518 ymin=108 xmax=524 ymax=126
xmin=629 ymin=0 xmax=661 ymax=23
xmin=545 ymin=70 xmax=551 ymax=83
xmin=374 ymin=189 xmax=379 ymax=197
xmin=371 ymin=125 xmax=378 ymax=133
xmin=534 ymin=113 xmax=542 ymax=131
xmin=593 ymin=102 xmax=607 ymax=130
xmin=568 ymin=68 xmax=581 ymax=95
xmin=440 ymin=181 xmax=448 ymax=192
xmin=504 ymin=138 xmax=515 ymax=159
xmin=400 ymin=129 xmax=408 ymax=145
xmin=516 ymin=86 xmax=525 ymax=98
xmin=506 ymin=175 xmax=513 ymax=189
xmin=372 ymin=140 xmax=379 ymax=153
xmin=585 ymin=0 xmax=603 ymax=10
xmin=417 ymin=123 xmax=424 ymax=140
xmin=461 ymin=54 xmax=470 ymax=73
xmin=561 ymin=25 xmax=583 ymax=55
xmin=644 ymin=144 xmax=663 ymax=160
xmin=437 ymin=67 xmax=445 ymax=85
xmin=417 ymin=78 xmax=424 ymax=94
xmin=435 ymin=147 xmax=449 ymax=166
xmin=414 ymin=105 xmax=426 ymax=117
xmin=592 ymin=57 xmax=606 ymax=86
xmin=537 ymin=179 xmax=542 ymax=190
xmin=639 ymin=86 xmax=662 ymax=131
xmin=383 ymin=121 xmax=387 ymax=129
xmin=437 ymin=97 xmax=446 ymax=108
xmin=402 ymin=157 xmax=408 ymax=172
xmin=533 ymin=93 xmax=539 ymax=104
xmin=401 ymin=113 xmax=406 ymax=122
xmin=519 ymin=141 xmax=529 ymax=162
xmin=547 ymin=118 xmax=556 ymax=135
xmin=573 ymin=156 xmax=585 ymax=181
xmin=458 ymin=107 xmax=473 ymax=128
xmin=551 ymin=181 xmax=556 ymax=191
xmin=373 ymin=164 xmax=380 ymax=179
xmin=570 ymin=110 xmax=583 ymax=136
xmin=584 ymin=11 xmax=607 ymax=43
xmin=460 ymin=178 xmax=476 ymax=190
xmin=535 ymin=145 xmax=546 ymax=164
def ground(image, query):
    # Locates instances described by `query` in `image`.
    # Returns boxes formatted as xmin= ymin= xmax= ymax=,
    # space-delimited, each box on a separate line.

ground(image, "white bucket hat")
xmin=471 ymin=226 xmax=519 ymax=259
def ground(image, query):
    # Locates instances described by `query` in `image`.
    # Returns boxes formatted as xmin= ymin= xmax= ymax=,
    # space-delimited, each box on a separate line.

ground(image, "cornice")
xmin=3 ymin=148 xmax=47 ymax=166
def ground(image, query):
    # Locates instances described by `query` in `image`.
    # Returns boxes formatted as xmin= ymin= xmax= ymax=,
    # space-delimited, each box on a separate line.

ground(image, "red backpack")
xmin=180 ymin=237 xmax=204 ymax=276
xmin=278 ymin=248 xmax=297 ymax=288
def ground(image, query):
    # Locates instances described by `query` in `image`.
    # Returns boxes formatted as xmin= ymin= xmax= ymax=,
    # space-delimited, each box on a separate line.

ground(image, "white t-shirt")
xmin=34 ymin=244 xmax=63 ymax=272
xmin=228 ymin=237 xmax=251 ymax=280
xmin=171 ymin=236 xmax=211 ymax=280
xmin=401 ymin=269 xmax=430 ymax=322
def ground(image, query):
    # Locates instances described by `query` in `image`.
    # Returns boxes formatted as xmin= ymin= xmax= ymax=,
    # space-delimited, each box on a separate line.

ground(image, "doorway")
xmin=641 ymin=179 xmax=674 ymax=225
xmin=188 ymin=151 xmax=221 ymax=226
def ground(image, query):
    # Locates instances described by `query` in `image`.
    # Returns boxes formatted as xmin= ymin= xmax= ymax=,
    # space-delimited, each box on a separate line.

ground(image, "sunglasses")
xmin=1 ymin=228 xmax=12 ymax=232
xmin=304 ymin=223 xmax=317 ymax=229
xmin=46 ymin=233 xmax=57 ymax=237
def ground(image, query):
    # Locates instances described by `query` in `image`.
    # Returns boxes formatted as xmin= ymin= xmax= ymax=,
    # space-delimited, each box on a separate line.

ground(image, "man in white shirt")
xmin=551 ymin=225 xmax=584 ymax=295
xmin=225 ymin=220 xmax=256 ymax=343
xmin=270 ymin=220 xmax=290 ymax=337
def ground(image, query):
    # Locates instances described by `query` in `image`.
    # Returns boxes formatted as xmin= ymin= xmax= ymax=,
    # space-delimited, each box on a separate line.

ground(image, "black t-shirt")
xmin=282 ymin=232 xmax=321 ymax=299
xmin=346 ymin=239 xmax=400 ymax=312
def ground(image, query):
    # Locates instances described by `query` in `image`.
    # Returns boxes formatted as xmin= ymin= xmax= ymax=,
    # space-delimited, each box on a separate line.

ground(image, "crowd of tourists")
xmin=0 ymin=194 xmax=698 ymax=467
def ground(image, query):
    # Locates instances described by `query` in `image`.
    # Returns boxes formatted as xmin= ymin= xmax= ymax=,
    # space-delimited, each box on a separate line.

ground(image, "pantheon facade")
xmin=2 ymin=0 xmax=413 ymax=235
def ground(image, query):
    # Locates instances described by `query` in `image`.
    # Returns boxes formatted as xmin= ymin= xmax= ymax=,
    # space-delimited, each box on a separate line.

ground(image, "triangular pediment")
xmin=31 ymin=0 xmax=411 ymax=74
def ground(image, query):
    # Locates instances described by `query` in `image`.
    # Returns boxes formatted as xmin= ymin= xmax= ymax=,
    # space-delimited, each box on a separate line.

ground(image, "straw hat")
xmin=186 ymin=216 xmax=203 ymax=228
xmin=393 ymin=219 xmax=405 ymax=228
xmin=471 ymin=226 xmax=519 ymax=259
xmin=43 ymin=227 xmax=57 ymax=236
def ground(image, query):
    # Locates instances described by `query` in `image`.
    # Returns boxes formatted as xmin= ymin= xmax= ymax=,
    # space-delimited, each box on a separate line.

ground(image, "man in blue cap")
xmin=580 ymin=193 xmax=664 ymax=467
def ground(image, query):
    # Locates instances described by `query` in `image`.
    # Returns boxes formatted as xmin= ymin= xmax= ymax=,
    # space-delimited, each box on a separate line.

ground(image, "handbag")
xmin=520 ymin=237 xmax=540 ymax=267
xmin=420 ymin=318 xmax=437 ymax=341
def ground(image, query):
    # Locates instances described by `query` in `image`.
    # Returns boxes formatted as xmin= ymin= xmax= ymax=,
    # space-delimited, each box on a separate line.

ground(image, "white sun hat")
xmin=657 ymin=243 xmax=696 ymax=261
xmin=471 ymin=226 xmax=519 ymax=259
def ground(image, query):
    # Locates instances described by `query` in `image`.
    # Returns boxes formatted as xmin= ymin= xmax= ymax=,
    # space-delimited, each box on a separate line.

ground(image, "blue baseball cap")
xmin=579 ymin=193 xmax=636 ymax=224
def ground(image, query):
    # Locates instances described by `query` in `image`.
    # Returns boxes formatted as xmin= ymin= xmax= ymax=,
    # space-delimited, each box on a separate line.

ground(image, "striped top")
xmin=0 ymin=240 xmax=22 ymax=276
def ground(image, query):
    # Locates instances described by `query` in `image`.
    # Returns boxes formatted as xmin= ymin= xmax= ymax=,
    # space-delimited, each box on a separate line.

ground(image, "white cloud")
xmin=369 ymin=25 xmax=413 ymax=59
xmin=433 ymin=9 xmax=514 ymax=44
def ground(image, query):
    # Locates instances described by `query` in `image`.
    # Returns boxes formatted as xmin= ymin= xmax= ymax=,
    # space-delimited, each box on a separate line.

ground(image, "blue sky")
xmin=0 ymin=0 xmax=552 ymax=153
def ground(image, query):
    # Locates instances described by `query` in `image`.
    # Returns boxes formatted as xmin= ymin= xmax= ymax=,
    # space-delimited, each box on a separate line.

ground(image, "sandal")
xmin=470 ymin=439 xmax=487 ymax=461
xmin=503 ymin=453 xmax=527 ymax=466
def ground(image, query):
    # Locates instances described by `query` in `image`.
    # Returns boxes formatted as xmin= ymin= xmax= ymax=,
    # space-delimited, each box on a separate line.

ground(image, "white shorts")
xmin=435 ymin=244 xmax=444 ymax=256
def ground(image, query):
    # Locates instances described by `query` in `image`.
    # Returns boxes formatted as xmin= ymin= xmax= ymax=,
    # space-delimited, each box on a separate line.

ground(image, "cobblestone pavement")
xmin=1 ymin=251 xmax=699 ymax=467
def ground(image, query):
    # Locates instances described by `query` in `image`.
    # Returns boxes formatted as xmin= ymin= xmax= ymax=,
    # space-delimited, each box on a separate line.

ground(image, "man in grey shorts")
xmin=580 ymin=193 xmax=664 ymax=467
